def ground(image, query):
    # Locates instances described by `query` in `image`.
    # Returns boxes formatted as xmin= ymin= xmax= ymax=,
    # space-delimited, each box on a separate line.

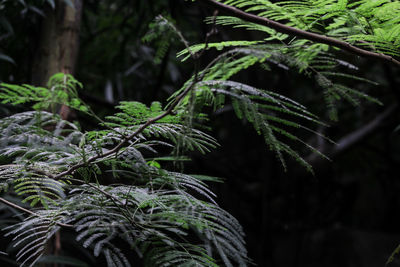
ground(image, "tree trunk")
xmin=32 ymin=0 xmax=83 ymax=86
xmin=32 ymin=0 xmax=82 ymax=122
xmin=31 ymin=2 xmax=83 ymax=266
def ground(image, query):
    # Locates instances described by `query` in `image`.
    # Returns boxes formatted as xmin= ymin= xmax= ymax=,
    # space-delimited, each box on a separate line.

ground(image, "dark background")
xmin=1 ymin=0 xmax=400 ymax=266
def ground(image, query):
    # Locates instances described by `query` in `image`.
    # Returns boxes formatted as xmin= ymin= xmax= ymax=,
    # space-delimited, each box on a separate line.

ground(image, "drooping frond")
xmin=0 ymin=111 xmax=84 ymax=165
xmin=59 ymin=172 xmax=248 ymax=267
xmin=171 ymin=0 xmax=388 ymax=170
xmin=4 ymin=209 xmax=70 ymax=267
xmin=179 ymin=34 xmax=381 ymax=121
xmin=13 ymin=173 xmax=66 ymax=208
xmin=199 ymin=79 xmax=328 ymax=172
xmin=174 ymin=43 xmax=338 ymax=171
xmin=143 ymin=15 xmax=194 ymax=64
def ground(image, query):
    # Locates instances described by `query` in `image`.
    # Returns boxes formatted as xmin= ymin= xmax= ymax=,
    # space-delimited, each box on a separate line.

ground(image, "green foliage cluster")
xmin=216 ymin=0 xmax=400 ymax=57
xmin=0 ymin=73 xmax=88 ymax=112
xmin=173 ymin=0 xmax=397 ymax=169
xmin=0 ymin=73 xmax=247 ymax=266
xmin=198 ymin=0 xmax=396 ymax=120
xmin=182 ymin=3 xmax=385 ymax=119
xmin=0 ymin=0 xmax=399 ymax=266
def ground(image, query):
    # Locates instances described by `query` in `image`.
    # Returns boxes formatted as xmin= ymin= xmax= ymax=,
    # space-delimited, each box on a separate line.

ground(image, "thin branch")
xmin=53 ymin=17 xmax=207 ymax=181
xmin=26 ymin=168 xmax=138 ymax=227
xmin=307 ymin=103 xmax=398 ymax=164
xmin=53 ymin=76 xmax=198 ymax=180
xmin=0 ymin=197 xmax=72 ymax=228
xmin=330 ymin=104 xmax=398 ymax=157
xmin=66 ymin=177 xmax=124 ymax=205
xmin=200 ymin=0 xmax=400 ymax=67
xmin=65 ymin=177 xmax=139 ymax=227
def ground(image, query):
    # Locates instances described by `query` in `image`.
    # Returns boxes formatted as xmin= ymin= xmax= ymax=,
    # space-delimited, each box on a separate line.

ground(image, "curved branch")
xmin=200 ymin=0 xmax=400 ymax=67
xmin=330 ymin=104 xmax=398 ymax=157
xmin=307 ymin=103 xmax=398 ymax=165
xmin=52 ymin=16 xmax=219 ymax=181
xmin=53 ymin=76 xmax=197 ymax=180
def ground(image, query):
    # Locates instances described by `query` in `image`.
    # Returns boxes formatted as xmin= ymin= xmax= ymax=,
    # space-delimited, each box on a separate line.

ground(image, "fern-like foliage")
xmin=0 ymin=73 xmax=89 ymax=112
xmin=203 ymin=79 xmax=328 ymax=171
xmin=142 ymin=15 xmax=178 ymax=65
xmin=1 ymin=1 xmax=394 ymax=264
xmin=0 ymin=73 xmax=248 ymax=266
xmin=176 ymin=45 xmax=334 ymax=171
xmin=95 ymin=101 xmax=218 ymax=155
xmin=4 ymin=209 xmax=70 ymax=267
xmin=213 ymin=0 xmax=400 ymax=57
xmin=65 ymin=180 xmax=247 ymax=267
xmin=178 ymin=19 xmax=382 ymax=122
xmin=173 ymin=0 xmax=389 ymax=170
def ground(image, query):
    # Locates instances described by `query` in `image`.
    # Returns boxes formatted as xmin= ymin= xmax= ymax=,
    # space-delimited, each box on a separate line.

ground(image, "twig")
xmin=307 ymin=103 xmax=398 ymax=164
xmin=200 ymin=0 xmax=400 ymax=67
xmin=53 ymin=16 xmax=218 ymax=181
xmin=66 ymin=177 xmax=125 ymax=205
xmin=0 ymin=197 xmax=72 ymax=228
xmin=53 ymin=75 xmax=198 ymax=180
xmin=330 ymin=104 xmax=398 ymax=157
xmin=65 ymin=177 xmax=139 ymax=227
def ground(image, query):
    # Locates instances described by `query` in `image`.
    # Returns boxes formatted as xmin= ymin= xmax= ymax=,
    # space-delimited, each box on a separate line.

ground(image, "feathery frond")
xmin=0 ymin=73 xmax=89 ymax=112
xmin=0 ymin=72 xmax=247 ymax=266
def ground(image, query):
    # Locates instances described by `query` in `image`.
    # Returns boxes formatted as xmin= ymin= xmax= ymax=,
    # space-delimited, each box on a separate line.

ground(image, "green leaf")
xmin=147 ymin=160 xmax=161 ymax=169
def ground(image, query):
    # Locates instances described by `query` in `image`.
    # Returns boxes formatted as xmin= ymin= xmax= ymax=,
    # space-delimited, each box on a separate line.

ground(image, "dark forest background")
xmin=1 ymin=0 xmax=400 ymax=266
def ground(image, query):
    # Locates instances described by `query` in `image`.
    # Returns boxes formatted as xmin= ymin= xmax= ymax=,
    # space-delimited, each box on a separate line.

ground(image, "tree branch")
xmin=307 ymin=104 xmax=398 ymax=164
xmin=52 ymin=16 xmax=215 ymax=181
xmin=330 ymin=104 xmax=398 ymax=157
xmin=200 ymin=0 xmax=400 ymax=68
xmin=0 ymin=197 xmax=72 ymax=228
xmin=53 ymin=78 xmax=197 ymax=180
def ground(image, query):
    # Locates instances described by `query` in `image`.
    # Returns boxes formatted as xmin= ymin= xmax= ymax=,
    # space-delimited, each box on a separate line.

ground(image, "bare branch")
xmin=331 ymin=104 xmax=398 ymax=157
xmin=307 ymin=104 xmax=398 ymax=164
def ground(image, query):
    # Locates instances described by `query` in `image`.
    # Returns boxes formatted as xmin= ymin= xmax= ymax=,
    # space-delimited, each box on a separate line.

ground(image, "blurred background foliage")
xmin=1 ymin=0 xmax=400 ymax=266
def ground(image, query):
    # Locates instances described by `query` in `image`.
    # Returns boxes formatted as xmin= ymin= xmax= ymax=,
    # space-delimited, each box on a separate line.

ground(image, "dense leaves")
xmin=0 ymin=0 xmax=400 ymax=266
